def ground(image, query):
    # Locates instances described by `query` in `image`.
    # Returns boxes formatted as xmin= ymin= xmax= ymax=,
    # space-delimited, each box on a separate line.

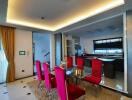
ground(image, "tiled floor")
xmin=0 ymin=76 xmax=131 ymax=100
xmin=0 ymin=77 xmax=37 ymax=100
xmin=101 ymin=71 xmax=124 ymax=91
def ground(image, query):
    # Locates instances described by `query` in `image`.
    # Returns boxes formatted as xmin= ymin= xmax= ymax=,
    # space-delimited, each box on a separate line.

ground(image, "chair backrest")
xmin=35 ymin=60 xmax=43 ymax=81
xmin=92 ymin=59 xmax=102 ymax=78
xmin=77 ymin=57 xmax=84 ymax=70
xmin=43 ymin=63 xmax=51 ymax=91
xmin=67 ymin=56 xmax=73 ymax=68
xmin=55 ymin=67 xmax=67 ymax=100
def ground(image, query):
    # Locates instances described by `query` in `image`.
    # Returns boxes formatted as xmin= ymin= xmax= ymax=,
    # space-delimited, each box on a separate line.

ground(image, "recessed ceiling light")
xmin=41 ymin=17 xmax=45 ymax=20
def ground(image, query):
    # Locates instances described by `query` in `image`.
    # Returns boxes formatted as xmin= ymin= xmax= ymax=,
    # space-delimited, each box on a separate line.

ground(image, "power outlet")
xmin=22 ymin=70 xmax=25 ymax=72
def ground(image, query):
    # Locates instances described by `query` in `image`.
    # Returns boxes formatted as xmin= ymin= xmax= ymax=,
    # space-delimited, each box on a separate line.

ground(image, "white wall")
xmin=80 ymin=30 xmax=123 ymax=54
xmin=15 ymin=29 xmax=33 ymax=79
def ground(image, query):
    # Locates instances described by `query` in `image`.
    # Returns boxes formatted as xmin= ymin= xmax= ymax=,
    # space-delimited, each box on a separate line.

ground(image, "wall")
xmin=126 ymin=10 xmax=132 ymax=96
xmin=15 ymin=29 xmax=33 ymax=79
xmin=80 ymin=30 xmax=123 ymax=54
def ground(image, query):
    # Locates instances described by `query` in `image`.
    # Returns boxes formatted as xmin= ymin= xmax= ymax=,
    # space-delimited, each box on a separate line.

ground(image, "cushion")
xmin=67 ymin=84 xmax=85 ymax=100
xmin=83 ymin=75 xmax=101 ymax=85
xmin=51 ymin=77 xmax=56 ymax=88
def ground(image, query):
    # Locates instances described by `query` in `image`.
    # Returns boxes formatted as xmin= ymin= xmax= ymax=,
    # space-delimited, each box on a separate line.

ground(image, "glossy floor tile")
xmin=0 ymin=76 xmax=37 ymax=100
xmin=101 ymin=71 xmax=124 ymax=91
xmin=0 ymin=76 xmax=131 ymax=100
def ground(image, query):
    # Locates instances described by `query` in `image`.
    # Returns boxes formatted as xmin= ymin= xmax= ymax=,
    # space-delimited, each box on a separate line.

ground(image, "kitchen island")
xmin=76 ymin=54 xmax=124 ymax=79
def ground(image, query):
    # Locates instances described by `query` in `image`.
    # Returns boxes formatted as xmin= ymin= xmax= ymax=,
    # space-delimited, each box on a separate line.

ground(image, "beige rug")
xmin=27 ymin=80 xmax=121 ymax=100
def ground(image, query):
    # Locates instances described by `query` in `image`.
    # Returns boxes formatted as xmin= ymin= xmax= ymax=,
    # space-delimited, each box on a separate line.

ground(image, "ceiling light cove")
xmin=6 ymin=19 xmax=53 ymax=31
xmin=7 ymin=0 xmax=124 ymax=31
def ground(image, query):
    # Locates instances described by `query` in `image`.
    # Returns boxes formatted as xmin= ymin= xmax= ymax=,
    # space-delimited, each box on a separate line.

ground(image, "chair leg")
xmin=38 ymin=80 xmax=44 ymax=91
xmin=94 ymin=85 xmax=101 ymax=97
xmin=37 ymin=80 xmax=41 ymax=88
xmin=45 ymin=90 xmax=49 ymax=97
xmin=78 ymin=95 xmax=86 ymax=100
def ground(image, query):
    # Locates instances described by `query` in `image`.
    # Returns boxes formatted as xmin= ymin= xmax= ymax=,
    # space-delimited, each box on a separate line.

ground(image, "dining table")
xmin=51 ymin=66 xmax=89 ymax=85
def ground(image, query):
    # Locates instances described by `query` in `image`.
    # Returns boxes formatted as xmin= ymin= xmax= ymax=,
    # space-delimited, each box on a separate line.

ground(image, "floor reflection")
xmin=84 ymin=66 xmax=124 ymax=92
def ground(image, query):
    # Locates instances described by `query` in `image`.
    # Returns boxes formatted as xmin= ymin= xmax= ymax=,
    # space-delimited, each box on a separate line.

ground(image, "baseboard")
xmin=15 ymin=75 xmax=35 ymax=80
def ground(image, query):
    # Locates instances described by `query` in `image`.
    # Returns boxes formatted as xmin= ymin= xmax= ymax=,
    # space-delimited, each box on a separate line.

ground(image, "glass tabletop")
xmin=51 ymin=66 xmax=89 ymax=79
xmin=66 ymin=67 xmax=89 ymax=79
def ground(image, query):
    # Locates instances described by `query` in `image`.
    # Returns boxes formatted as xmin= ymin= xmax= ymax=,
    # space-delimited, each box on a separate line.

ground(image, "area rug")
xmin=27 ymin=80 xmax=121 ymax=100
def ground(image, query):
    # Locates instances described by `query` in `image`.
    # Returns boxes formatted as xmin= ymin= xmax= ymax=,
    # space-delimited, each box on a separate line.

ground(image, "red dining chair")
xmin=83 ymin=58 xmax=102 ymax=85
xmin=77 ymin=57 xmax=84 ymax=70
xmin=35 ymin=60 xmax=44 ymax=88
xmin=43 ymin=63 xmax=56 ymax=97
xmin=55 ymin=67 xmax=85 ymax=100
xmin=67 ymin=56 xmax=73 ymax=68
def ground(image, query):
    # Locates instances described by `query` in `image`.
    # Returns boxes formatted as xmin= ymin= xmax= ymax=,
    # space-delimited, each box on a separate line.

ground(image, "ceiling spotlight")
xmin=41 ymin=17 xmax=45 ymax=20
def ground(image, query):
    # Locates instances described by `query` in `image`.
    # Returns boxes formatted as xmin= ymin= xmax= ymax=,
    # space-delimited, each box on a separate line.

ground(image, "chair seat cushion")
xmin=50 ymin=74 xmax=55 ymax=78
xmin=83 ymin=75 xmax=101 ymax=85
xmin=37 ymin=73 xmax=54 ymax=81
xmin=42 ymin=75 xmax=45 ymax=80
xmin=51 ymin=77 xmax=56 ymax=88
xmin=41 ymin=72 xmax=45 ymax=80
xmin=37 ymin=75 xmax=44 ymax=81
xmin=67 ymin=84 xmax=85 ymax=100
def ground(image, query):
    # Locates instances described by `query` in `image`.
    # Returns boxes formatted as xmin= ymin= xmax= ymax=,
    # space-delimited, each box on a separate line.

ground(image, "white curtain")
xmin=0 ymin=39 xmax=8 ymax=83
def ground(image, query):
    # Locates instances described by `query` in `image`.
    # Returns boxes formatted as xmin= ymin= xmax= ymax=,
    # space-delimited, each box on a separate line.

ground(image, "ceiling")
xmin=65 ymin=15 xmax=123 ymax=37
xmin=6 ymin=0 xmax=125 ymax=31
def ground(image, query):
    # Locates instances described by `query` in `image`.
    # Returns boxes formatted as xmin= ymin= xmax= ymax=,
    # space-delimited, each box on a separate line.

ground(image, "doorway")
xmin=32 ymin=32 xmax=50 ymax=75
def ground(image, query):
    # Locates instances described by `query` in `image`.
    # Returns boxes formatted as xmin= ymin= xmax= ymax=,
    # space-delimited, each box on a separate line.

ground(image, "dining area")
xmin=34 ymin=56 xmax=113 ymax=100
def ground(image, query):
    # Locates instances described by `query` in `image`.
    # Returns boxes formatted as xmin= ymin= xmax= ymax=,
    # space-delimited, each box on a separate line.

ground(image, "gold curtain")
xmin=0 ymin=26 xmax=15 ymax=82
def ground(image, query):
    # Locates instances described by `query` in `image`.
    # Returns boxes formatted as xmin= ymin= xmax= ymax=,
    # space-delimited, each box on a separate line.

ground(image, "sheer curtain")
xmin=0 ymin=38 xmax=8 ymax=83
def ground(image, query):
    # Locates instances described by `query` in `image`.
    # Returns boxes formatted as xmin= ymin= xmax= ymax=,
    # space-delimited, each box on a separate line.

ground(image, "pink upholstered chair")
xmin=55 ymin=67 xmax=85 ymax=100
xmin=43 ymin=63 xmax=56 ymax=97
xmin=67 ymin=56 xmax=73 ymax=68
xmin=77 ymin=57 xmax=84 ymax=70
xmin=83 ymin=58 xmax=102 ymax=85
xmin=35 ymin=60 xmax=44 ymax=88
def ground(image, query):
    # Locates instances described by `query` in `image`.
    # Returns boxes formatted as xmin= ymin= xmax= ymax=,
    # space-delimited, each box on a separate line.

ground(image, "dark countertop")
xmin=79 ymin=54 xmax=123 ymax=60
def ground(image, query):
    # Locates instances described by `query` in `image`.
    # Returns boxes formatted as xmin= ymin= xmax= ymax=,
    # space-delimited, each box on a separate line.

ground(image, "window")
xmin=0 ymin=38 xmax=8 ymax=83
xmin=93 ymin=37 xmax=123 ymax=54
xmin=0 ymin=39 xmax=1 ymax=51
